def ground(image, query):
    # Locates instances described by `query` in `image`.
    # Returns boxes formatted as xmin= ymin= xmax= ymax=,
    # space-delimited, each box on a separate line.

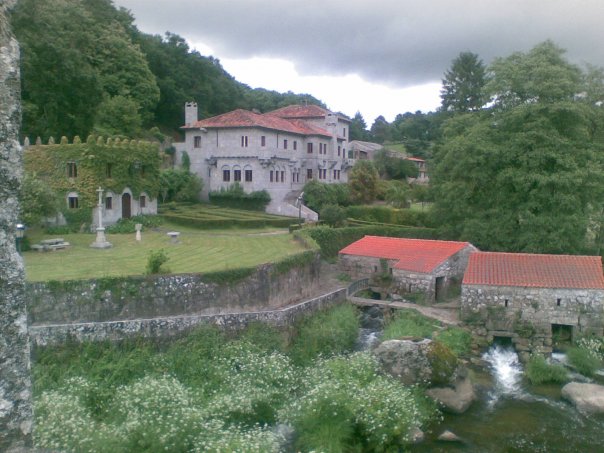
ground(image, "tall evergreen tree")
xmin=440 ymin=51 xmax=487 ymax=112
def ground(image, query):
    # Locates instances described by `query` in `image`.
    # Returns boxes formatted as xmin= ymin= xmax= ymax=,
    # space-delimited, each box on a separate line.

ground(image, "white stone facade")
xmin=175 ymin=103 xmax=353 ymax=218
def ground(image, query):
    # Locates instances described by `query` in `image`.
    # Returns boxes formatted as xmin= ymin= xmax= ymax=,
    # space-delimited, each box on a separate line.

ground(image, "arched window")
xmin=221 ymin=165 xmax=231 ymax=182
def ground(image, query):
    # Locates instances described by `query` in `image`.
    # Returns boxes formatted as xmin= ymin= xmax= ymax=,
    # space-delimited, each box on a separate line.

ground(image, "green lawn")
xmin=23 ymin=224 xmax=307 ymax=282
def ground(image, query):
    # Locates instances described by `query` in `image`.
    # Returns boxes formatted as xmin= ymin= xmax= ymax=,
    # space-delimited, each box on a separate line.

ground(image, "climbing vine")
xmin=24 ymin=136 xmax=161 ymax=225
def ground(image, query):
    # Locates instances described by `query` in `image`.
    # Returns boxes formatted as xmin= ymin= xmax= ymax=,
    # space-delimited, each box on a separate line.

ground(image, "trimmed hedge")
xmin=159 ymin=202 xmax=299 ymax=229
xmin=209 ymin=184 xmax=271 ymax=211
xmin=302 ymin=225 xmax=438 ymax=258
xmin=344 ymin=205 xmax=432 ymax=227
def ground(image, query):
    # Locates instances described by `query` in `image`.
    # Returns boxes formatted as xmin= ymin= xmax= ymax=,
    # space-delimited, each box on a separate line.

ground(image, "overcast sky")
xmin=113 ymin=0 xmax=604 ymax=123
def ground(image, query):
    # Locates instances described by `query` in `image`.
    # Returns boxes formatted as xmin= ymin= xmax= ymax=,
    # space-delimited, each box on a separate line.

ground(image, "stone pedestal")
xmin=90 ymin=227 xmax=112 ymax=249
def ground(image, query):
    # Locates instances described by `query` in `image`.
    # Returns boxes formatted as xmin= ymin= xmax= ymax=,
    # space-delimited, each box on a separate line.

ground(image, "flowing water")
xmin=412 ymin=345 xmax=604 ymax=453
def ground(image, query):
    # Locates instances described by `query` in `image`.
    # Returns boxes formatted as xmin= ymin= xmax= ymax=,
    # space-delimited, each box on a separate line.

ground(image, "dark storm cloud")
xmin=114 ymin=0 xmax=604 ymax=87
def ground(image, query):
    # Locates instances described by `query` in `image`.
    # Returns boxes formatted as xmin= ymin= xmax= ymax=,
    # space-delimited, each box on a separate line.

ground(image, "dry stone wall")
xmin=0 ymin=3 xmax=33 ymax=449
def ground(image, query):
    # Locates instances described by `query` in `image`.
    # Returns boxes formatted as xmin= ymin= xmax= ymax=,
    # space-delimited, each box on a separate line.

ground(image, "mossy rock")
xmin=427 ymin=340 xmax=459 ymax=386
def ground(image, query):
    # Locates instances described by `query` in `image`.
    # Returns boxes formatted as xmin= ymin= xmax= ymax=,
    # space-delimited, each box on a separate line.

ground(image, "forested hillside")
xmin=9 ymin=0 xmax=324 ymax=141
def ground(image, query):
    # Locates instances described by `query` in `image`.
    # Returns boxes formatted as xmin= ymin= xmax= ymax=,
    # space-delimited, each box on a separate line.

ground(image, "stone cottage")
xmin=24 ymin=137 xmax=160 ymax=227
xmin=461 ymin=252 xmax=604 ymax=359
xmin=339 ymin=236 xmax=477 ymax=302
xmin=175 ymin=102 xmax=352 ymax=219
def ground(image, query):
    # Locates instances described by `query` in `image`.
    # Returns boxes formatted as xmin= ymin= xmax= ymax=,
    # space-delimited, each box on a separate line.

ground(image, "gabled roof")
xmin=463 ymin=252 xmax=604 ymax=289
xmin=182 ymin=108 xmax=333 ymax=137
xmin=339 ymin=236 xmax=472 ymax=273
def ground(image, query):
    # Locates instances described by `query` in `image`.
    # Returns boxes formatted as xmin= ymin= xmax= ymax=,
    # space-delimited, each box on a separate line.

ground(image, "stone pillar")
xmin=0 ymin=4 xmax=33 ymax=451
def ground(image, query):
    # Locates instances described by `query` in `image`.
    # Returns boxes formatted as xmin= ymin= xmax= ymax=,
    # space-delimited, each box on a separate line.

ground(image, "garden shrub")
xmin=567 ymin=346 xmax=602 ymax=377
xmin=209 ymin=183 xmax=271 ymax=211
xmin=525 ymin=354 xmax=568 ymax=385
xmin=289 ymin=304 xmax=360 ymax=365
xmin=105 ymin=214 xmax=162 ymax=233
xmin=319 ymin=203 xmax=347 ymax=227
xmin=145 ymin=249 xmax=169 ymax=274
xmin=345 ymin=204 xmax=432 ymax=227
xmin=381 ymin=309 xmax=438 ymax=341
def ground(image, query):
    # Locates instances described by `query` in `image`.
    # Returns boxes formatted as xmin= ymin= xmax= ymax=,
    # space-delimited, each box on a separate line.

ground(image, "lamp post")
xmin=296 ymin=191 xmax=304 ymax=228
xmin=15 ymin=223 xmax=24 ymax=254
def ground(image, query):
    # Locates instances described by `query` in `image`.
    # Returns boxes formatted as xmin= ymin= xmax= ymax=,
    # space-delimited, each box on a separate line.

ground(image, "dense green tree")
xmin=370 ymin=115 xmax=392 ymax=144
xmin=349 ymin=111 xmax=370 ymax=141
xmin=384 ymin=180 xmax=410 ymax=208
xmin=302 ymin=180 xmax=350 ymax=212
xmin=485 ymin=41 xmax=582 ymax=109
xmin=433 ymin=41 xmax=604 ymax=253
xmin=373 ymin=150 xmax=418 ymax=180
xmin=348 ymin=160 xmax=380 ymax=204
xmin=440 ymin=52 xmax=487 ymax=112
xmin=20 ymin=174 xmax=60 ymax=226
xmin=94 ymin=95 xmax=143 ymax=137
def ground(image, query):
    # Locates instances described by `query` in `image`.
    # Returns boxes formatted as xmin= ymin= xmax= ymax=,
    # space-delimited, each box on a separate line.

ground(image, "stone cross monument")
xmin=90 ymin=187 xmax=112 ymax=249
xmin=0 ymin=3 xmax=33 ymax=450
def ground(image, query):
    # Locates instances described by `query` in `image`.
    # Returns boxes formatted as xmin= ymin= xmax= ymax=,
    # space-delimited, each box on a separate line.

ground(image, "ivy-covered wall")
xmin=24 ymin=136 xmax=161 ymax=224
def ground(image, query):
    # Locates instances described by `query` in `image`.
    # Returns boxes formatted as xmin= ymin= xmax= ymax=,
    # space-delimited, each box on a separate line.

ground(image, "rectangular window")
xmin=106 ymin=163 xmax=112 ymax=178
xmin=234 ymin=169 xmax=242 ymax=182
xmin=307 ymin=169 xmax=313 ymax=180
xmin=343 ymin=127 xmax=346 ymax=137
xmin=105 ymin=197 xmax=112 ymax=210
xmin=293 ymin=140 xmax=297 ymax=150
xmin=194 ymin=136 xmax=201 ymax=148
xmin=223 ymin=170 xmax=230 ymax=182
xmin=245 ymin=169 xmax=253 ymax=182
xmin=241 ymin=136 xmax=248 ymax=147
xmin=333 ymin=170 xmax=340 ymax=180
xmin=261 ymin=136 xmax=266 ymax=147
xmin=68 ymin=196 xmax=79 ymax=209
xmin=283 ymin=139 xmax=288 ymax=149
xmin=67 ymin=162 xmax=77 ymax=178
xmin=281 ymin=170 xmax=285 ymax=182
xmin=338 ymin=146 xmax=341 ymax=157
xmin=140 ymin=195 xmax=146 ymax=208
xmin=270 ymin=170 xmax=274 ymax=182
xmin=307 ymin=143 xmax=313 ymax=153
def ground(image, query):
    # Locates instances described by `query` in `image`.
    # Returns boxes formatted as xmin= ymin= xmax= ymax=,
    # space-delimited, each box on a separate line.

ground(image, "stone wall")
xmin=0 ymin=3 xmax=33 ymax=449
xmin=461 ymin=284 xmax=604 ymax=360
xmin=29 ymin=288 xmax=347 ymax=346
xmin=27 ymin=256 xmax=321 ymax=325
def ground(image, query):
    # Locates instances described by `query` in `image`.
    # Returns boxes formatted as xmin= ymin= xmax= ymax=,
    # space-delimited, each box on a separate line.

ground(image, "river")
xmin=411 ymin=346 xmax=604 ymax=453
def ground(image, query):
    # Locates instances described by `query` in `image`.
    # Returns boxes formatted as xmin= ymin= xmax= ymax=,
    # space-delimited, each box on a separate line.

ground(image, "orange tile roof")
xmin=182 ymin=108 xmax=333 ymax=137
xmin=339 ymin=236 xmax=472 ymax=273
xmin=463 ymin=252 xmax=604 ymax=289
xmin=405 ymin=157 xmax=425 ymax=162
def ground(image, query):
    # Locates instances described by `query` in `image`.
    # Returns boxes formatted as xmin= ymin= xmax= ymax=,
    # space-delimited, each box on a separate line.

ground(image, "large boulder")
xmin=426 ymin=374 xmax=476 ymax=414
xmin=561 ymin=382 xmax=604 ymax=415
xmin=373 ymin=339 xmax=433 ymax=385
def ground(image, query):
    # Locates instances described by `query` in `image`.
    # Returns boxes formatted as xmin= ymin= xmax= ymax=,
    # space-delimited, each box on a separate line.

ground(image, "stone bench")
xmin=31 ymin=240 xmax=71 ymax=252
xmin=167 ymin=231 xmax=180 ymax=243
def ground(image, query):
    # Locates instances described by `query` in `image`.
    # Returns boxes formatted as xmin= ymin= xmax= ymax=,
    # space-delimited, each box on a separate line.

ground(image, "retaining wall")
xmin=29 ymin=288 xmax=347 ymax=346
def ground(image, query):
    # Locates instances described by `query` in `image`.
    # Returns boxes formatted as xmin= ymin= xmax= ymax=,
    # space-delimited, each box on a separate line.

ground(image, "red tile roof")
xmin=267 ymin=104 xmax=331 ymax=119
xmin=182 ymin=108 xmax=333 ymax=137
xmin=463 ymin=252 xmax=604 ymax=289
xmin=339 ymin=236 xmax=472 ymax=273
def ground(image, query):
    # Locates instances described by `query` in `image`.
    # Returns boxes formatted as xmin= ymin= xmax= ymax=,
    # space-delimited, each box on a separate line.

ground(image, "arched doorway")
xmin=122 ymin=193 xmax=131 ymax=219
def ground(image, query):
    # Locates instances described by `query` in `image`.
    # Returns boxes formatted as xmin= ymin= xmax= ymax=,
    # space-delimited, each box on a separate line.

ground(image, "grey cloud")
xmin=114 ymin=0 xmax=604 ymax=87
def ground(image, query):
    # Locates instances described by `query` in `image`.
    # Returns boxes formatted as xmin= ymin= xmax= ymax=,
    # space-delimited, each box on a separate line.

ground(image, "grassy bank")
xmin=32 ymin=304 xmax=438 ymax=453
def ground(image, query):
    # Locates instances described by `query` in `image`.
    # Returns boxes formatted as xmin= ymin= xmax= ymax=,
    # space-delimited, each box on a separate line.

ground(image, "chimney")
xmin=185 ymin=102 xmax=198 ymax=126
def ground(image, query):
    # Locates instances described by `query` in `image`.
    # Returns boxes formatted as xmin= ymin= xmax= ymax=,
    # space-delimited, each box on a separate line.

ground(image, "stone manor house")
xmin=175 ymin=103 xmax=353 ymax=218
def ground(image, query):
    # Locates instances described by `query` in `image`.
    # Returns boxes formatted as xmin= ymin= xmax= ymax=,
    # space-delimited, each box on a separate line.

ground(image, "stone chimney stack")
xmin=185 ymin=102 xmax=198 ymax=126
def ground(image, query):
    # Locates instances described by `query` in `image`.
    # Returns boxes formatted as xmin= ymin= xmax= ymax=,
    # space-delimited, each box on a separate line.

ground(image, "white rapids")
xmin=482 ymin=345 xmax=524 ymax=406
